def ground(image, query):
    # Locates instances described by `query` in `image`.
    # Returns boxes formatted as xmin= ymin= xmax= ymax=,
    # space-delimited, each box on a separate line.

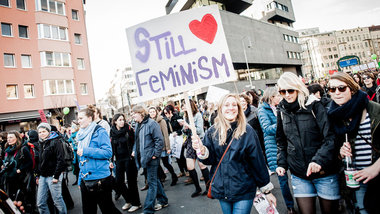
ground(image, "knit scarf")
xmin=110 ymin=125 xmax=128 ymax=138
xmin=5 ymin=145 xmax=17 ymax=157
xmin=327 ymin=90 xmax=368 ymax=135
xmin=77 ymin=122 xmax=97 ymax=150
xmin=281 ymin=99 xmax=300 ymax=113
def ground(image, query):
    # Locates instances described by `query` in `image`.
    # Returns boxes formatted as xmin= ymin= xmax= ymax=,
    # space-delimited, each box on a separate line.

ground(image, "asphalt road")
xmin=67 ymin=161 xmax=301 ymax=214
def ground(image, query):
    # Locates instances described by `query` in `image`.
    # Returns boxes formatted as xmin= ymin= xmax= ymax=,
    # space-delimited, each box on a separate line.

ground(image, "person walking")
xmin=132 ymin=106 xmax=168 ymax=214
xmin=110 ymin=113 xmax=141 ymax=212
xmin=276 ymin=72 xmax=340 ymax=214
xmin=258 ymin=87 xmax=296 ymax=214
xmin=192 ymin=94 xmax=276 ymax=214
xmin=68 ymin=121 xmax=80 ymax=186
xmin=362 ymin=72 xmax=379 ymax=103
xmin=148 ymin=107 xmax=178 ymax=186
xmin=327 ymin=72 xmax=380 ymax=214
xmin=181 ymin=100 xmax=210 ymax=197
xmin=36 ymin=123 xmax=67 ymax=214
xmin=77 ymin=106 xmax=121 ymax=214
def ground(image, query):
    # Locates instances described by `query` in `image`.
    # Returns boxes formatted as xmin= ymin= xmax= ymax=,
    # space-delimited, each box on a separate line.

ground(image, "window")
xmin=37 ymin=0 xmax=65 ymax=15
xmin=1 ymin=23 xmax=12 ymax=36
xmin=80 ymin=83 xmax=88 ymax=95
xmin=77 ymin=58 xmax=85 ymax=69
xmin=41 ymin=52 xmax=71 ymax=67
xmin=21 ymin=54 xmax=32 ymax=68
xmin=74 ymin=33 xmax=81 ymax=44
xmin=24 ymin=84 xmax=34 ymax=98
xmin=4 ymin=53 xmax=15 ymax=67
xmin=43 ymin=80 xmax=74 ymax=95
xmin=6 ymin=85 xmax=18 ymax=99
xmin=334 ymin=54 xmax=338 ymax=58
xmin=38 ymin=24 xmax=67 ymax=40
xmin=0 ymin=0 xmax=9 ymax=7
xmin=72 ymin=9 xmax=79 ymax=20
xmin=18 ymin=25 xmax=28 ymax=38
xmin=16 ymin=0 xmax=25 ymax=10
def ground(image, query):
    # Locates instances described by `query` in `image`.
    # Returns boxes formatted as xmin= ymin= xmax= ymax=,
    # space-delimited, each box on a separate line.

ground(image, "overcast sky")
xmin=84 ymin=0 xmax=380 ymax=100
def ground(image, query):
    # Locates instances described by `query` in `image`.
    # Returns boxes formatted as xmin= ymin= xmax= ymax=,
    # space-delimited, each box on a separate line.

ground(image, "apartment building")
xmin=299 ymin=26 xmax=380 ymax=79
xmin=0 ymin=0 xmax=95 ymax=130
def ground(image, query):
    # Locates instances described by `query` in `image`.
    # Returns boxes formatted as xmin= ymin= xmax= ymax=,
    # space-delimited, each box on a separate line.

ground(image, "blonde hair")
xmin=214 ymin=94 xmax=246 ymax=146
xmin=277 ymin=72 xmax=309 ymax=109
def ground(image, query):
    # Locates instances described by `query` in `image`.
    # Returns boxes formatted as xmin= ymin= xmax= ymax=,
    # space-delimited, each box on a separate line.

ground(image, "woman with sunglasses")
xmin=192 ymin=94 xmax=276 ymax=213
xmin=327 ymin=72 xmax=380 ymax=214
xmin=276 ymin=72 xmax=340 ymax=214
xmin=361 ymin=72 xmax=379 ymax=103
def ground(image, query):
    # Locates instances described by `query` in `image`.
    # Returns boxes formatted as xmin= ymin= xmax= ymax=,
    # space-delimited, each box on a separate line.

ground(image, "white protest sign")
xmin=205 ymin=85 xmax=230 ymax=104
xmin=126 ymin=5 xmax=236 ymax=103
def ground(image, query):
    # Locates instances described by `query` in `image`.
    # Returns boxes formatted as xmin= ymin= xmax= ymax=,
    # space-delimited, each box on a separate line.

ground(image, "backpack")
xmin=19 ymin=142 xmax=36 ymax=170
xmin=59 ymin=138 xmax=74 ymax=171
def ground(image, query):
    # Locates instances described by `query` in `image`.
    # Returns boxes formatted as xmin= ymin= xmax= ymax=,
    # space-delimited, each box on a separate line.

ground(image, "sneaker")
xmin=122 ymin=203 xmax=132 ymax=211
xmin=128 ymin=205 xmax=142 ymax=213
xmin=154 ymin=203 xmax=169 ymax=211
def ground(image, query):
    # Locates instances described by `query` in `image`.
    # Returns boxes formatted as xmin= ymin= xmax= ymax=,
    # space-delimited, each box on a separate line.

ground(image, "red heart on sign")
xmin=189 ymin=14 xmax=218 ymax=44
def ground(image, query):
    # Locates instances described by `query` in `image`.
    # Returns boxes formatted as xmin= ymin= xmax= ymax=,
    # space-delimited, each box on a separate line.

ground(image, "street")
xmin=67 ymin=163 xmax=302 ymax=214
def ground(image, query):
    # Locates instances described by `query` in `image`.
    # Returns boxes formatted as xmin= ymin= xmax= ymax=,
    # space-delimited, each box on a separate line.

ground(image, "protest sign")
xmin=126 ymin=5 xmax=236 ymax=103
xmin=205 ymin=85 xmax=230 ymax=104
xmin=169 ymin=134 xmax=184 ymax=159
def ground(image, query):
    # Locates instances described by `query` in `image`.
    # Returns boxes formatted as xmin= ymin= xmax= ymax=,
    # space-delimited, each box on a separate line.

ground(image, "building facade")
xmin=0 ymin=0 xmax=95 ymax=130
xmin=299 ymin=26 xmax=380 ymax=79
xmin=165 ymin=0 xmax=302 ymax=92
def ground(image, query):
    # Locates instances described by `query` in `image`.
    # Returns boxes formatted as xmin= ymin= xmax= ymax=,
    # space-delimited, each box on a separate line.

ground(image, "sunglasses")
xmin=362 ymin=76 xmax=372 ymax=80
xmin=328 ymin=86 xmax=348 ymax=93
xmin=279 ymin=89 xmax=296 ymax=96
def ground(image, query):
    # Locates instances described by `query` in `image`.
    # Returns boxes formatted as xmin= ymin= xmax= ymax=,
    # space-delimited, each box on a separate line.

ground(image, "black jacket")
xmin=36 ymin=132 xmax=66 ymax=179
xmin=276 ymin=100 xmax=338 ymax=180
xmin=168 ymin=113 xmax=183 ymax=135
xmin=200 ymin=124 xmax=270 ymax=202
xmin=110 ymin=125 xmax=135 ymax=161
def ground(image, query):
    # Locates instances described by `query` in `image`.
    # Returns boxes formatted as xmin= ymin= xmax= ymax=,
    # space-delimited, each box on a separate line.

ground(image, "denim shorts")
xmin=291 ymin=174 xmax=340 ymax=200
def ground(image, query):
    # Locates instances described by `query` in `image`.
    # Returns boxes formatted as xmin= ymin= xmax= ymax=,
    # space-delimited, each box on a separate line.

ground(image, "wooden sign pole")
xmin=183 ymin=91 xmax=198 ymax=140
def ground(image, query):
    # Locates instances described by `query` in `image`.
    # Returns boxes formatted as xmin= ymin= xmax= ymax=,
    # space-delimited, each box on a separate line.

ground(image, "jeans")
xmin=37 ymin=175 xmax=67 ymax=214
xmin=145 ymin=158 xmax=168 ymax=213
xmin=115 ymin=158 xmax=140 ymax=206
xmin=278 ymin=173 xmax=294 ymax=208
xmin=355 ymin=182 xmax=368 ymax=214
xmin=219 ymin=199 xmax=253 ymax=214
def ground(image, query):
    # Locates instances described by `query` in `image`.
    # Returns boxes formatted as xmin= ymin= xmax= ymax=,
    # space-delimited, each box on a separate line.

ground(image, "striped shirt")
xmin=353 ymin=113 xmax=372 ymax=169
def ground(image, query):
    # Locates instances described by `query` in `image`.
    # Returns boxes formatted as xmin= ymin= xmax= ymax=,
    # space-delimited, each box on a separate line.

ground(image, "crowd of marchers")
xmin=0 ymin=69 xmax=379 ymax=214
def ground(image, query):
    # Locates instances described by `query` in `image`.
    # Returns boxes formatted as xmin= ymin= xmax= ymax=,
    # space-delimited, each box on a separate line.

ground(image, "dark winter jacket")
xmin=3 ymin=145 xmax=33 ymax=179
xmin=133 ymin=117 xmax=164 ymax=169
xmin=276 ymin=100 xmax=338 ymax=180
xmin=364 ymin=84 xmax=378 ymax=102
xmin=110 ymin=124 xmax=135 ymax=161
xmin=258 ymin=102 xmax=278 ymax=172
xmin=200 ymin=124 xmax=270 ymax=202
xmin=168 ymin=113 xmax=183 ymax=135
xmin=36 ymin=132 xmax=66 ymax=179
xmin=244 ymin=105 xmax=264 ymax=154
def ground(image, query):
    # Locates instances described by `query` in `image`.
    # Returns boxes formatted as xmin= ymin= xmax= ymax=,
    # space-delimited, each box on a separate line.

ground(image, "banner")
xmin=126 ymin=5 xmax=236 ymax=103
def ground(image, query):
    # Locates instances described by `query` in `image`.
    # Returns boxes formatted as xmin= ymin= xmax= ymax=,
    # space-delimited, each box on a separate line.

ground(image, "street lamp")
xmin=242 ymin=36 xmax=253 ymax=89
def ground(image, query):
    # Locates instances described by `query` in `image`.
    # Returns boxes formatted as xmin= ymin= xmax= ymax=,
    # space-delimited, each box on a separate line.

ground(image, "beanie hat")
xmin=37 ymin=123 xmax=51 ymax=133
xmin=27 ymin=130 xmax=39 ymax=143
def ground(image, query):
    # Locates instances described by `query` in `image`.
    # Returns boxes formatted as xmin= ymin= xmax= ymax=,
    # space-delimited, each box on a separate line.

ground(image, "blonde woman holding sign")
xmin=192 ymin=94 xmax=276 ymax=213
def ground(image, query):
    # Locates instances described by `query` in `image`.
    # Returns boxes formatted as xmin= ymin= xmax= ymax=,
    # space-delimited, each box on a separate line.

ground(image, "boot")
xmin=201 ymin=168 xmax=210 ymax=195
xmin=170 ymin=175 xmax=178 ymax=186
xmin=188 ymin=169 xmax=202 ymax=198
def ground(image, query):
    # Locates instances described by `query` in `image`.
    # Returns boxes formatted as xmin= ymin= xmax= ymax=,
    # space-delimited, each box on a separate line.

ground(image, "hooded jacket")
xmin=78 ymin=125 xmax=112 ymax=186
xmin=276 ymin=100 xmax=338 ymax=180
xmin=36 ymin=132 xmax=66 ymax=179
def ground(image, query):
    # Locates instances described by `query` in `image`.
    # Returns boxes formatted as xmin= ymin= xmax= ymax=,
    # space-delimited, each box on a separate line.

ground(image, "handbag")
xmin=207 ymin=137 xmax=234 ymax=199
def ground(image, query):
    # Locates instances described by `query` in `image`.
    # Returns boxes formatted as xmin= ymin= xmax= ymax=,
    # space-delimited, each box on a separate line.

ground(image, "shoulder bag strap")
xmin=208 ymin=137 xmax=234 ymax=187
